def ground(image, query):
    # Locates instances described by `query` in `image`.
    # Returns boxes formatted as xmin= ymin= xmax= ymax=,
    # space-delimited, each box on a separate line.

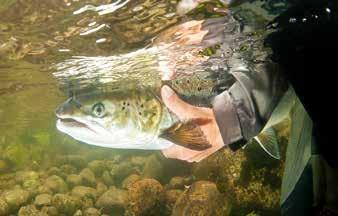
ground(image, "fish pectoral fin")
xmin=159 ymin=120 xmax=211 ymax=151
xmin=253 ymin=127 xmax=280 ymax=160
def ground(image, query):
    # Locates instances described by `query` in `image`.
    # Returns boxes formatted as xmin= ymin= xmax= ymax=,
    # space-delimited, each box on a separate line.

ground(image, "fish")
xmin=55 ymin=16 xmax=239 ymax=151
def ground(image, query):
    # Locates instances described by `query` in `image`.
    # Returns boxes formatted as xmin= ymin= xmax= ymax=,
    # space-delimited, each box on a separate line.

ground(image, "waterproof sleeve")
xmin=212 ymin=62 xmax=287 ymax=151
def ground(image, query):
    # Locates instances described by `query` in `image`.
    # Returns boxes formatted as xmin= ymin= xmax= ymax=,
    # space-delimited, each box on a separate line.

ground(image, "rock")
xmin=15 ymin=171 xmax=39 ymax=184
xmin=95 ymin=187 xmax=127 ymax=214
xmin=142 ymin=155 xmax=163 ymax=180
xmin=79 ymin=168 xmax=96 ymax=187
xmin=73 ymin=209 xmax=83 ymax=216
xmin=60 ymin=164 xmax=77 ymax=175
xmin=52 ymin=194 xmax=81 ymax=215
xmin=71 ymin=186 xmax=97 ymax=200
xmin=56 ymin=155 xmax=87 ymax=169
xmin=81 ymin=197 xmax=94 ymax=209
xmin=0 ymin=159 xmax=12 ymax=173
xmin=2 ymin=189 xmax=30 ymax=211
xmin=167 ymin=176 xmax=193 ymax=189
xmin=121 ymin=174 xmax=141 ymax=189
xmin=110 ymin=161 xmax=136 ymax=183
xmin=130 ymin=156 xmax=147 ymax=166
xmin=47 ymin=167 xmax=62 ymax=177
xmin=41 ymin=206 xmax=58 ymax=216
xmin=18 ymin=205 xmax=46 ymax=216
xmin=172 ymin=181 xmax=231 ymax=216
xmin=0 ymin=198 xmax=9 ymax=216
xmin=88 ymin=160 xmax=106 ymax=176
xmin=126 ymin=178 xmax=164 ymax=216
xmin=44 ymin=175 xmax=68 ymax=193
xmin=37 ymin=185 xmax=52 ymax=195
xmin=101 ymin=171 xmax=114 ymax=186
xmin=84 ymin=207 xmax=101 ymax=216
xmin=96 ymin=182 xmax=107 ymax=196
xmin=67 ymin=174 xmax=83 ymax=188
xmin=164 ymin=189 xmax=183 ymax=212
xmin=34 ymin=193 xmax=52 ymax=207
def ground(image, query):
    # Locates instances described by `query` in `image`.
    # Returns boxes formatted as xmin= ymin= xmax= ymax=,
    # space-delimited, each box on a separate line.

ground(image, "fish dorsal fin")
xmin=160 ymin=120 xmax=211 ymax=151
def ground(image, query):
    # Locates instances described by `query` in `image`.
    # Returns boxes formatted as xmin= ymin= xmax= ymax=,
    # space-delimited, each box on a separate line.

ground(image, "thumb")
xmin=161 ymin=85 xmax=197 ymax=118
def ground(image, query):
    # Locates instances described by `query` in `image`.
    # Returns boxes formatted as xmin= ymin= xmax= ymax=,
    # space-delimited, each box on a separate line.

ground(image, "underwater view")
xmin=2 ymin=0 xmax=333 ymax=215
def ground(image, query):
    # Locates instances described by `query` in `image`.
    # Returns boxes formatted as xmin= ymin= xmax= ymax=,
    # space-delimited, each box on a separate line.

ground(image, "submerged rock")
xmin=164 ymin=189 xmax=183 ymax=213
xmin=95 ymin=187 xmax=127 ymax=214
xmin=84 ymin=207 xmax=101 ymax=216
xmin=66 ymin=174 xmax=83 ymax=188
xmin=73 ymin=209 xmax=83 ymax=216
xmin=60 ymin=164 xmax=77 ymax=175
xmin=121 ymin=174 xmax=141 ymax=189
xmin=2 ymin=188 xmax=31 ymax=212
xmin=110 ymin=161 xmax=136 ymax=183
xmin=80 ymin=168 xmax=96 ymax=187
xmin=71 ymin=186 xmax=97 ymax=200
xmin=126 ymin=178 xmax=164 ymax=216
xmin=0 ymin=198 xmax=9 ymax=216
xmin=51 ymin=193 xmax=81 ymax=215
xmin=34 ymin=193 xmax=52 ymax=207
xmin=40 ymin=206 xmax=58 ymax=216
xmin=167 ymin=176 xmax=193 ymax=190
xmin=44 ymin=175 xmax=68 ymax=193
xmin=172 ymin=181 xmax=231 ymax=216
xmin=101 ymin=171 xmax=114 ymax=186
xmin=88 ymin=160 xmax=106 ymax=177
xmin=18 ymin=205 xmax=46 ymax=216
xmin=142 ymin=155 xmax=163 ymax=181
xmin=96 ymin=182 xmax=108 ymax=196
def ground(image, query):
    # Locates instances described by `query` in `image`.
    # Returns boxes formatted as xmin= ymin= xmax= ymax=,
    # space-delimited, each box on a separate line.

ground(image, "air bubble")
xmin=289 ymin=18 xmax=297 ymax=23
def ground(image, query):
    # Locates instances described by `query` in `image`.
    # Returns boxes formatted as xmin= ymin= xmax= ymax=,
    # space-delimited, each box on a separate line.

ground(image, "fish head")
xmin=55 ymin=89 xmax=172 ymax=149
xmin=55 ymin=91 xmax=125 ymax=147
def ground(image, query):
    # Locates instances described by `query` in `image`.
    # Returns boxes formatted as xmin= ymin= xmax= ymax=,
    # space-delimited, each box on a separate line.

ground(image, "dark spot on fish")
xmin=198 ymin=87 xmax=202 ymax=91
xmin=187 ymin=80 xmax=190 ymax=84
xmin=140 ymin=104 xmax=144 ymax=108
xmin=176 ymin=81 xmax=179 ymax=84
xmin=138 ymin=112 xmax=142 ymax=116
xmin=123 ymin=101 xmax=126 ymax=105
xmin=127 ymin=103 xmax=130 ymax=106
xmin=122 ymin=107 xmax=125 ymax=110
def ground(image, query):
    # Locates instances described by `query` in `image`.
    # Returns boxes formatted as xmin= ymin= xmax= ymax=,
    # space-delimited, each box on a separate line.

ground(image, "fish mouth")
xmin=56 ymin=117 xmax=97 ymax=134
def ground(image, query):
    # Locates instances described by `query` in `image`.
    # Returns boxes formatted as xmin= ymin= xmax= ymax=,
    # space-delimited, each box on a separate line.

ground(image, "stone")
xmin=142 ymin=155 xmax=163 ymax=180
xmin=18 ymin=205 xmax=46 ymax=216
xmin=34 ymin=193 xmax=52 ymax=207
xmin=130 ymin=156 xmax=147 ymax=166
xmin=88 ymin=160 xmax=106 ymax=176
xmin=44 ymin=175 xmax=68 ymax=193
xmin=126 ymin=178 xmax=164 ymax=215
xmin=52 ymin=194 xmax=81 ymax=215
xmin=66 ymin=174 xmax=83 ymax=188
xmin=164 ymin=189 xmax=183 ymax=212
xmin=84 ymin=207 xmax=101 ymax=216
xmin=0 ymin=198 xmax=9 ymax=216
xmin=101 ymin=171 xmax=114 ymax=186
xmin=95 ymin=187 xmax=127 ymax=214
xmin=71 ymin=186 xmax=97 ymax=200
xmin=2 ymin=189 xmax=30 ymax=211
xmin=110 ymin=161 xmax=135 ymax=183
xmin=96 ymin=182 xmax=107 ymax=196
xmin=60 ymin=164 xmax=77 ymax=175
xmin=121 ymin=174 xmax=140 ymax=189
xmin=172 ymin=181 xmax=231 ymax=216
xmin=73 ymin=209 xmax=83 ymax=216
xmin=167 ymin=176 xmax=193 ymax=189
xmin=41 ymin=206 xmax=58 ymax=216
xmin=79 ymin=168 xmax=96 ymax=187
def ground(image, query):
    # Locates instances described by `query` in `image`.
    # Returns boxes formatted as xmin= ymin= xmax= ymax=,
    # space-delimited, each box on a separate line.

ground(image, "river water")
xmin=0 ymin=0 xmax=290 ymax=215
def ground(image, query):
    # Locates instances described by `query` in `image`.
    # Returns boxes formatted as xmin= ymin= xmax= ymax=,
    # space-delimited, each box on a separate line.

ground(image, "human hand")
xmin=161 ymin=85 xmax=225 ymax=162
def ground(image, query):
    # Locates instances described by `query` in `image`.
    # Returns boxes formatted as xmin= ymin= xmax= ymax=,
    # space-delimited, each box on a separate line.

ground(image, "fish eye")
xmin=92 ymin=102 xmax=105 ymax=118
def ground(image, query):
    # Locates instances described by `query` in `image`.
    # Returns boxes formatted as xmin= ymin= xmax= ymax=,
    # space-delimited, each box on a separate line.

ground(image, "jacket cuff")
xmin=212 ymin=91 xmax=245 ymax=151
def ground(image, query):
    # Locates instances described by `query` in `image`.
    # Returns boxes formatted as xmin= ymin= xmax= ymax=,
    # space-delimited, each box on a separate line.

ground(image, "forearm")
xmin=212 ymin=62 xmax=288 ymax=150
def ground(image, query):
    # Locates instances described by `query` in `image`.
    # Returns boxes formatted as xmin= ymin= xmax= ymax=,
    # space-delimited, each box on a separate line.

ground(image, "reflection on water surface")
xmin=0 ymin=0 xmax=290 ymax=215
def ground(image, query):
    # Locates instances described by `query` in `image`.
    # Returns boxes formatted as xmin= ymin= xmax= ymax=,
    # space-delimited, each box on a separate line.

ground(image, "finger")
xmin=161 ymin=85 xmax=199 ymax=118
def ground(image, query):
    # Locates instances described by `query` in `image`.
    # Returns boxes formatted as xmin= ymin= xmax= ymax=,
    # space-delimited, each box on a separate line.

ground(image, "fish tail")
xmin=253 ymin=127 xmax=281 ymax=160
